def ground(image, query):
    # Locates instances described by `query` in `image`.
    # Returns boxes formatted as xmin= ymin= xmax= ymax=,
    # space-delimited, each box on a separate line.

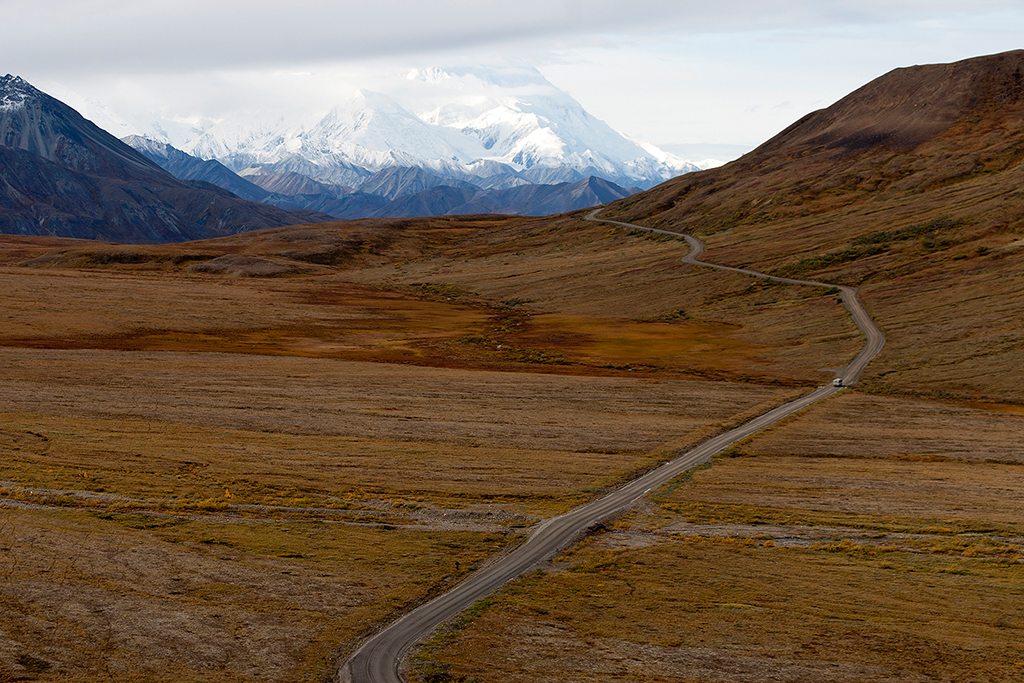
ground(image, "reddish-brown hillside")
xmin=603 ymin=50 xmax=1024 ymax=401
xmin=608 ymin=50 xmax=1024 ymax=238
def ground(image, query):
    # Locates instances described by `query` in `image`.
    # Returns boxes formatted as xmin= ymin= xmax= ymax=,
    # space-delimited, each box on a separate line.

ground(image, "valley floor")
xmin=0 ymin=206 xmax=1021 ymax=682
xmin=409 ymin=392 xmax=1024 ymax=683
xmin=0 ymin=348 xmax=788 ymax=682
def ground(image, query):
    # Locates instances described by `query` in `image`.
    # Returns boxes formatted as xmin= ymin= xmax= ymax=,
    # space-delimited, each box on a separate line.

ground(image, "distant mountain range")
xmin=64 ymin=66 xmax=708 ymax=192
xmin=0 ymin=75 xmax=332 ymax=243
xmin=0 ymin=71 xmax=677 ymax=242
xmin=125 ymin=135 xmax=641 ymax=220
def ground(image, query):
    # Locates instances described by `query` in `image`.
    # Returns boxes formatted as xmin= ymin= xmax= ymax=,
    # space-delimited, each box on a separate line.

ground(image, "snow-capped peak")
xmin=693 ymin=158 xmax=725 ymax=170
xmin=303 ymin=89 xmax=470 ymax=168
xmin=406 ymin=67 xmax=452 ymax=85
xmin=0 ymin=74 xmax=38 ymax=111
xmin=70 ymin=65 xmax=705 ymax=189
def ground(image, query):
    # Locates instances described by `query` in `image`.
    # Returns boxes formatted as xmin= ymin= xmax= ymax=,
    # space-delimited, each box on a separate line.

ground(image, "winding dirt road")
xmin=341 ymin=210 xmax=885 ymax=683
xmin=591 ymin=213 xmax=885 ymax=385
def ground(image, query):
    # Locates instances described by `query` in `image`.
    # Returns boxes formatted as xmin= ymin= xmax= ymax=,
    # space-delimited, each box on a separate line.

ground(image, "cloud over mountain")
xmin=102 ymin=65 xmax=697 ymax=192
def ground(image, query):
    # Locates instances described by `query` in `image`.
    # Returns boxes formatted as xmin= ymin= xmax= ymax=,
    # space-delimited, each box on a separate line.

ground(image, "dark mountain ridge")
xmin=1 ymin=76 xmax=164 ymax=180
xmin=0 ymin=75 xmax=333 ymax=243
xmin=244 ymin=170 xmax=350 ymax=197
xmin=123 ymin=134 xmax=640 ymax=220
xmin=371 ymin=175 xmax=638 ymax=218
xmin=123 ymin=135 xmax=274 ymax=204
xmin=357 ymin=166 xmax=481 ymax=201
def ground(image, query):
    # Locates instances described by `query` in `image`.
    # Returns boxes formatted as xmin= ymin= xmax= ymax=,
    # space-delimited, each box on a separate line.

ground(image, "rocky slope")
xmin=124 ymin=135 xmax=274 ymax=204
xmin=124 ymin=135 xmax=639 ymax=220
xmin=0 ymin=76 xmax=332 ymax=243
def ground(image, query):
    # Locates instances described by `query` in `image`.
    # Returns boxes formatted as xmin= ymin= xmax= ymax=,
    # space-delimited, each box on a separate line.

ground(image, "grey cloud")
xmin=2 ymin=0 xmax=1019 ymax=77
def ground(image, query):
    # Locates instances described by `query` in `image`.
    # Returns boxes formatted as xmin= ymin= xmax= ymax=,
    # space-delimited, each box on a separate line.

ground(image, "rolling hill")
xmin=601 ymin=49 xmax=1024 ymax=401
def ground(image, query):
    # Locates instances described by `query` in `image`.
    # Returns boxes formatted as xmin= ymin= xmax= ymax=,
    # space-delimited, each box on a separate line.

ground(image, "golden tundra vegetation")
xmin=0 ymin=214 xmax=832 ymax=683
xmin=404 ymin=52 xmax=1024 ymax=683
xmin=0 ymin=51 xmax=1022 ymax=682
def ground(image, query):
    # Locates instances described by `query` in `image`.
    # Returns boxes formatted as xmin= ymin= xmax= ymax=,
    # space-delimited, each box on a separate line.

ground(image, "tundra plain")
xmin=1 ymin=214 xmax=826 ymax=682
xmin=402 ymin=54 xmax=1024 ymax=683
xmin=2 ymin=208 xmax=1021 ymax=683
xmin=410 ymin=392 xmax=1024 ymax=683
xmin=2 ymin=186 xmax=1023 ymax=683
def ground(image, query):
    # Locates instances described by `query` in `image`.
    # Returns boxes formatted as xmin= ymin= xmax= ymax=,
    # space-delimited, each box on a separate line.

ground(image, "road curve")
xmin=342 ymin=209 xmax=885 ymax=683
xmin=587 ymin=211 xmax=885 ymax=385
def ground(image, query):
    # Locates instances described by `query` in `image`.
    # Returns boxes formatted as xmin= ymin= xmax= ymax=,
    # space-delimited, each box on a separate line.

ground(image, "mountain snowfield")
xmin=61 ymin=66 xmax=709 ymax=190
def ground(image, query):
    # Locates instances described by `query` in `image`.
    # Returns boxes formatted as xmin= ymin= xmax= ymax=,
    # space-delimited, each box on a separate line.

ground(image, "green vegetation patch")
xmin=771 ymin=216 xmax=969 ymax=278
xmin=851 ymin=217 xmax=967 ymax=247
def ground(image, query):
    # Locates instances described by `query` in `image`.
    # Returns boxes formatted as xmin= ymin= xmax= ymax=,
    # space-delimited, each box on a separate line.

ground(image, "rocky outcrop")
xmin=0 ymin=75 xmax=334 ymax=243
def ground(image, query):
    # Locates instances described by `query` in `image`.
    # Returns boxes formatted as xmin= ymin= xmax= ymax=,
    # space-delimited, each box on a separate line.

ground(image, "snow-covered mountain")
xmin=101 ymin=66 xmax=699 ymax=190
xmin=410 ymin=66 xmax=697 ymax=185
xmin=0 ymin=75 xmax=333 ymax=243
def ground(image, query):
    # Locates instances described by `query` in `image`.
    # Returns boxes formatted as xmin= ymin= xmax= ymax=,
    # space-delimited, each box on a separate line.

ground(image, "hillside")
xmin=602 ymin=50 xmax=1024 ymax=401
xmin=0 ymin=76 xmax=333 ymax=243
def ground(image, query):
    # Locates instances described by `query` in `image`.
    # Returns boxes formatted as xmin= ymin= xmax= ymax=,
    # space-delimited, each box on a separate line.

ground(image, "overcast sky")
xmin=4 ymin=1 xmax=1023 ymax=157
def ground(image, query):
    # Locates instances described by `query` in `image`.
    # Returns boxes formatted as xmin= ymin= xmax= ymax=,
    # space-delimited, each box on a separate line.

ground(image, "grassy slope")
xmin=407 ymin=52 xmax=1024 ymax=683
xmin=604 ymin=52 xmax=1024 ymax=402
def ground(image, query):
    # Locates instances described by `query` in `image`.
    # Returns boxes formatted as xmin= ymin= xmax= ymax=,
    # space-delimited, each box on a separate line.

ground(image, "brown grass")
xmin=0 ymin=348 xmax=787 ymax=468
xmin=0 ymin=340 xmax=789 ymax=680
xmin=0 ymin=508 xmax=510 ymax=683
xmin=341 ymin=218 xmax=862 ymax=384
xmin=409 ymin=393 xmax=1024 ymax=683
xmin=598 ymin=57 xmax=1024 ymax=402
xmin=639 ymin=193 xmax=1024 ymax=401
xmin=412 ymin=538 xmax=1024 ymax=683
xmin=0 ymin=211 xmax=863 ymax=386
xmin=730 ymin=391 xmax=1024 ymax=463
xmin=659 ymin=456 xmax=1024 ymax=536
